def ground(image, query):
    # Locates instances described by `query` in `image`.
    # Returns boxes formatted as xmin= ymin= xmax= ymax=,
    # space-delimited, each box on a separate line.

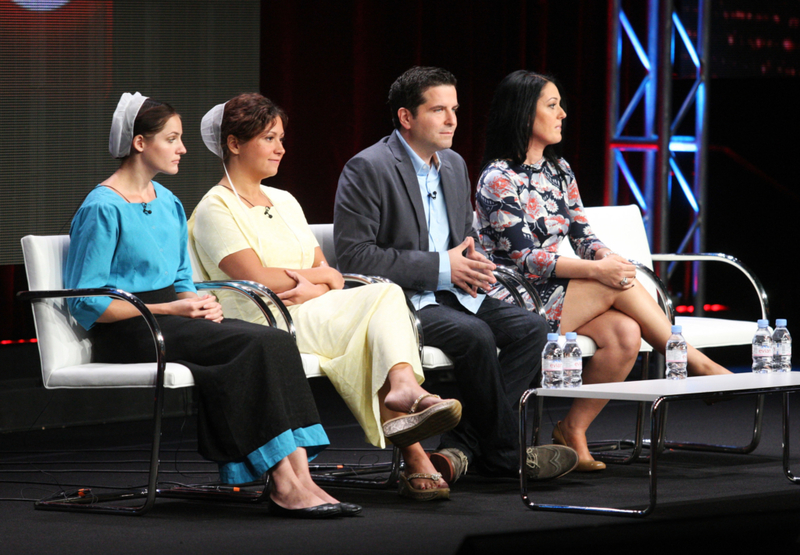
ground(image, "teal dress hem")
xmin=218 ymin=424 xmax=329 ymax=484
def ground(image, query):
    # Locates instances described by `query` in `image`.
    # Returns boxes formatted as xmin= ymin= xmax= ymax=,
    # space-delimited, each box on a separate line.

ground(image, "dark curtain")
xmin=260 ymin=0 xmax=610 ymax=224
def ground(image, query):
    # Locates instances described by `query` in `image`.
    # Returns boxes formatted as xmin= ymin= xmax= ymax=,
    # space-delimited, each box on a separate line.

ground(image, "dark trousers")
xmin=419 ymin=292 xmax=548 ymax=476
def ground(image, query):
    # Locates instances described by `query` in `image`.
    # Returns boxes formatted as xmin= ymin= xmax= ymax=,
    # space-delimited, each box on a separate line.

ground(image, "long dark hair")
xmin=481 ymin=70 xmax=564 ymax=171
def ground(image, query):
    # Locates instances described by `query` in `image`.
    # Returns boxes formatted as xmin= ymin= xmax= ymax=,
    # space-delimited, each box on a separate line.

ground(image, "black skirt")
xmin=91 ymin=286 xmax=322 ymax=463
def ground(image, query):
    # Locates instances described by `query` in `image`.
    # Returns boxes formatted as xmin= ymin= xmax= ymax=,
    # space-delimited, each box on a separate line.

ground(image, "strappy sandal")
xmin=382 ymin=394 xmax=462 ymax=448
xmin=398 ymin=472 xmax=450 ymax=501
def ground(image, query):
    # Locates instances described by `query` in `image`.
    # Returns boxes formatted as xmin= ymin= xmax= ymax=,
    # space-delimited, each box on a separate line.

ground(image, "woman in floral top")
xmin=476 ymin=70 xmax=730 ymax=471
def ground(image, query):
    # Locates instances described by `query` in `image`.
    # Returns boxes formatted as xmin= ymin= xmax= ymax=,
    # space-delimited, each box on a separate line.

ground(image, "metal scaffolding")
xmin=605 ymin=0 xmax=711 ymax=312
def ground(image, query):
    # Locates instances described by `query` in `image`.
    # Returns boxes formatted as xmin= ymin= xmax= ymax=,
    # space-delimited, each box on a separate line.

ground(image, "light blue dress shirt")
xmin=395 ymin=130 xmax=484 ymax=314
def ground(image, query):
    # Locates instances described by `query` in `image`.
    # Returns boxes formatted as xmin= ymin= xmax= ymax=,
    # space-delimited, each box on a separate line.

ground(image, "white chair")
xmin=19 ymin=235 xmax=283 ymax=514
xmin=515 ymin=205 xmax=770 ymax=457
xmin=575 ymin=205 xmax=763 ymax=355
xmin=484 ymin=206 xmax=656 ymax=460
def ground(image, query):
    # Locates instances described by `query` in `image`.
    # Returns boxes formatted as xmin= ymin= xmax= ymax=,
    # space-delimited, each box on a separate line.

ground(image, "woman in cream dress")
xmin=189 ymin=93 xmax=460 ymax=500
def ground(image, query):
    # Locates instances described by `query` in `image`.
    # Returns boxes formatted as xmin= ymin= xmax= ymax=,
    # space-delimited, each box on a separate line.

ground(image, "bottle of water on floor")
xmin=752 ymin=319 xmax=773 ymax=373
xmin=665 ymin=325 xmax=687 ymax=380
xmin=563 ymin=332 xmax=582 ymax=388
xmin=541 ymin=333 xmax=563 ymax=389
xmin=772 ymin=319 xmax=792 ymax=372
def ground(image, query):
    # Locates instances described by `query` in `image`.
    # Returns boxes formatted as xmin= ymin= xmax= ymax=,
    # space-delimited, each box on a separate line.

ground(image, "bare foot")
xmin=402 ymin=445 xmax=448 ymax=490
xmin=296 ymin=475 xmax=340 ymax=505
xmin=384 ymin=387 xmax=448 ymax=414
xmin=270 ymin=482 xmax=328 ymax=510
xmin=688 ymin=359 xmax=732 ymax=376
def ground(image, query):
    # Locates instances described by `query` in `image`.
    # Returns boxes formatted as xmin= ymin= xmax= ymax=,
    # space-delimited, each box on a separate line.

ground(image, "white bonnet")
xmin=201 ymin=102 xmax=227 ymax=159
xmin=109 ymin=92 xmax=148 ymax=158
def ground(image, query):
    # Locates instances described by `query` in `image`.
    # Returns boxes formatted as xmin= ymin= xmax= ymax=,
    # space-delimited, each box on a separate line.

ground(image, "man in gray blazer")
xmin=334 ymin=66 xmax=577 ymax=486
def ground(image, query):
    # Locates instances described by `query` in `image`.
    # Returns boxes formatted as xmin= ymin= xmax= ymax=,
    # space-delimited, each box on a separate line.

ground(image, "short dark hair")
xmin=481 ymin=70 xmax=564 ymax=170
xmin=221 ymin=93 xmax=288 ymax=161
xmin=388 ymin=66 xmax=457 ymax=129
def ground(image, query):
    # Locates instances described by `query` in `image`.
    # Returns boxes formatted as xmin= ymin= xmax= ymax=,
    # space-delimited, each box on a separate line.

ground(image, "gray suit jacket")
xmin=334 ymin=132 xmax=481 ymax=295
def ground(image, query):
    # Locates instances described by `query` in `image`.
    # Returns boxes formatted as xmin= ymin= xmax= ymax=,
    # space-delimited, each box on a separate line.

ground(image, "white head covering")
xmin=201 ymin=102 xmax=226 ymax=159
xmin=200 ymin=101 xmax=247 ymax=212
xmin=109 ymin=92 xmax=148 ymax=158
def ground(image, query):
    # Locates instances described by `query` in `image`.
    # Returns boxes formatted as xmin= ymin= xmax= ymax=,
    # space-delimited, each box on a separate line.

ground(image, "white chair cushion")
xmin=301 ymin=353 xmax=324 ymax=378
xmin=421 ymin=346 xmax=456 ymax=370
xmin=45 ymin=362 xmax=195 ymax=389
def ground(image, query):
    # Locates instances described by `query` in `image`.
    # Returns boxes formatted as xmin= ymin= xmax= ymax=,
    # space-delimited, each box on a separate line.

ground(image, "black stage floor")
xmin=2 ymin=377 xmax=800 ymax=554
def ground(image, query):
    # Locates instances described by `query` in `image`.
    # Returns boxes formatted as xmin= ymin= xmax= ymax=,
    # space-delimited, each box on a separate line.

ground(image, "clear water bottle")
xmin=562 ymin=332 xmax=583 ymax=388
xmin=752 ymin=319 xmax=773 ymax=373
xmin=665 ymin=325 xmax=688 ymax=380
xmin=541 ymin=333 xmax=563 ymax=389
xmin=772 ymin=319 xmax=792 ymax=373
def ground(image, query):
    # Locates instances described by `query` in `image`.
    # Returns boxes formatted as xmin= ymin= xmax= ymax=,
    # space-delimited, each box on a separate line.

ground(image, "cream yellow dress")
xmin=188 ymin=185 xmax=424 ymax=447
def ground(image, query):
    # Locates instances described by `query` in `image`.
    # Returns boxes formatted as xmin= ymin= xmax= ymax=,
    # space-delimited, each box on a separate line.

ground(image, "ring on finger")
xmin=620 ymin=277 xmax=628 ymax=287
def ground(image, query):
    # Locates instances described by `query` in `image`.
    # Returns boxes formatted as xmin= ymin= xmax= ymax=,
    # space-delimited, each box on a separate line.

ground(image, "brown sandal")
xmin=398 ymin=472 xmax=450 ymax=501
xmin=382 ymin=394 xmax=462 ymax=448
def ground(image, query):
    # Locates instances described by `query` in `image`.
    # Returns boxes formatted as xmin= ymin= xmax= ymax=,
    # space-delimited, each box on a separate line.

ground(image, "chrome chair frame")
xmin=18 ymin=235 xmax=290 ymax=515
xmin=18 ymin=284 xmax=280 ymax=514
xmin=650 ymin=252 xmax=770 ymax=455
xmin=510 ymin=206 xmax=770 ymax=463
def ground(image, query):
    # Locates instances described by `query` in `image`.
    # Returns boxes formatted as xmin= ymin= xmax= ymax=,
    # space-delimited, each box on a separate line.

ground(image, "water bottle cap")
xmin=757 ymin=319 xmax=769 ymax=327
xmin=671 ymin=325 xmax=682 ymax=333
xmin=565 ymin=332 xmax=577 ymax=340
xmin=776 ymin=319 xmax=787 ymax=327
xmin=547 ymin=333 xmax=559 ymax=341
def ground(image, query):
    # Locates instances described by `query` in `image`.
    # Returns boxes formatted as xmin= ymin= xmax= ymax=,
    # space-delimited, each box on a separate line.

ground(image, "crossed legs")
xmin=558 ymin=278 xmax=730 ymax=461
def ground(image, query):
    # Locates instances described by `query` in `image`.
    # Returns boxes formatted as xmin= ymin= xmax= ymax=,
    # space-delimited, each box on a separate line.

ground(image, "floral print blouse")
xmin=476 ymin=157 xmax=606 ymax=284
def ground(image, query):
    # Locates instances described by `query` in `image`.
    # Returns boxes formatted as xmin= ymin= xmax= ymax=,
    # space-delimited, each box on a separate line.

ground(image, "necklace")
xmin=221 ymin=185 xmax=273 ymax=218
xmin=102 ymin=184 xmax=152 ymax=214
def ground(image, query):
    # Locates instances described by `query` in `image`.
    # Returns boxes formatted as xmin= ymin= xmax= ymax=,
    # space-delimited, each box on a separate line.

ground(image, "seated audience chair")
xmin=19 ymin=235 xmax=283 ymax=515
xmin=516 ymin=205 xmax=770 ymax=458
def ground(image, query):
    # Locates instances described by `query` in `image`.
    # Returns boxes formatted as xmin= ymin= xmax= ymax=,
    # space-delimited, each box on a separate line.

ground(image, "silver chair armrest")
xmin=491 ymin=266 xmax=547 ymax=319
xmin=195 ymin=280 xmax=277 ymax=328
xmin=650 ymin=253 xmax=769 ymax=320
xmin=17 ymin=287 xmax=168 ymax=388
xmin=198 ymin=280 xmax=297 ymax=341
xmin=342 ymin=273 xmax=382 ymax=286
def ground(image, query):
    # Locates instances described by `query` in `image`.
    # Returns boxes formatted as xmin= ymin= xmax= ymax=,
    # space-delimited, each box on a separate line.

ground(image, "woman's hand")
xmin=166 ymin=294 xmax=224 ymax=322
xmin=277 ymin=270 xmax=329 ymax=306
xmin=591 ymin=254 xmax=636 ymax=290
xmin=317 ymin=261 xmax=345 ymax=290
